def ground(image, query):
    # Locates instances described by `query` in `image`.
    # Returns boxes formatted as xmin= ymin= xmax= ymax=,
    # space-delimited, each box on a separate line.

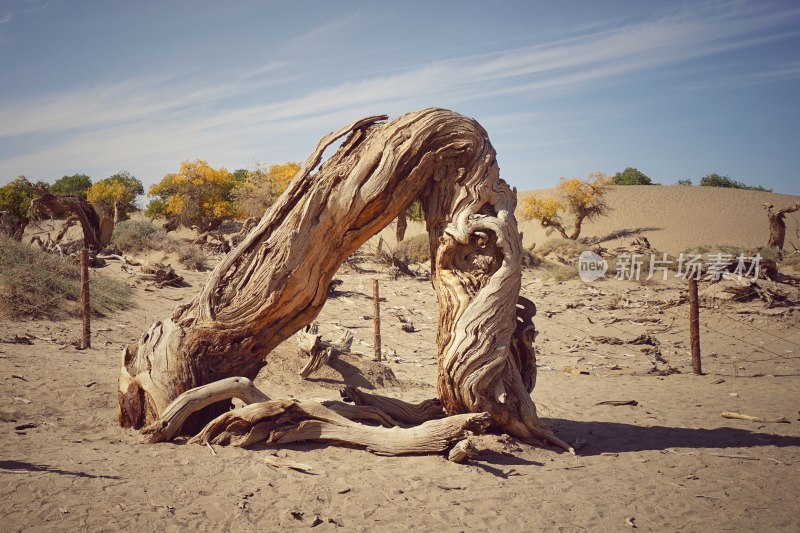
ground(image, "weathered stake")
xmin=688 ymin=278 xmax=701 ymax=375
xmin=80 ymin=247 xmax=91 ymax=349
xmin=373 ymin=279 xmax=381 ymax=362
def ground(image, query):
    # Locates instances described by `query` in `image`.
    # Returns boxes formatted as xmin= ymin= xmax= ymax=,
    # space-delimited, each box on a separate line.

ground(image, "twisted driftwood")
xmin=118 ymin=108 xmax=571 ymax=454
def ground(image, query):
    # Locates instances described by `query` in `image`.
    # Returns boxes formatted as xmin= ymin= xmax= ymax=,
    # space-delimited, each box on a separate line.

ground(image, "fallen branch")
xmin=140 ymin=377 xmax=271 ymax=443
xmin=720 ymin=411 xmax=790 ymax=424
xmin=189 ymin=398 xmax=491 ymax=456
xmin=341 ymin=386 xmax=444 ymax=425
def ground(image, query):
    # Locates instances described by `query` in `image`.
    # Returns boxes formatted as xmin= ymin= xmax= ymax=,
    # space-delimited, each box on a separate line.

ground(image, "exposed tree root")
xmin=188 ymin=398 xmax=490 ymax=456
xmin=140 ymin=377 xmax=270 ymax=443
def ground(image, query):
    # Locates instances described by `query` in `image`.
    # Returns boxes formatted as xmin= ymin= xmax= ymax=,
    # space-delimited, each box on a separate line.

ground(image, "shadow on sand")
xmin=0 ymin=460 xmax=122 ymax=479
xmin=546 ymin=418 xmax=800 ymax=456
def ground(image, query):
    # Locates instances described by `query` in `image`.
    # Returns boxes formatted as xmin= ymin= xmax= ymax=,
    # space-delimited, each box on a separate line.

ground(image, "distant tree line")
xmin=0 ymin=160 xmax=302 ymax=238
xmin=610 ymin=167 xmax=771 ymax=191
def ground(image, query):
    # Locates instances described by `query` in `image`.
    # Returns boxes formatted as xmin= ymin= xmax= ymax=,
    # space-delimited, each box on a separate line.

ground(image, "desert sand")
xmin=1 ymin=185 xmax=799 ymax=532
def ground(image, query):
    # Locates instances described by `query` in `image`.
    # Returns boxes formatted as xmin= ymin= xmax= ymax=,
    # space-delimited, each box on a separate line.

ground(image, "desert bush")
xmin=170 ymin=242 xmax=209 ymax=271
xmin=394 ymin=233 xmax=430 ymax=264
xmin=112 ymin=220 xmax=209 ymax=270
xmin=0 ymin=236 xmax=131 ymax=319
xmin=112 ymin=220 xmax=167 ymax=253
xmin=521 ymin=248 xmax=541 ymax=268
xmin=536 ymin=238 xmax=592 ymax=260
xmin=682 ymin=244 xmax=749 ymax=256
xmin=782 ymin=252 xmax=800 ymax=272
xmin=698 ymin=173 xmax=771 ymax=192
xmin=538 ymin=261 xmax=578 ymax=282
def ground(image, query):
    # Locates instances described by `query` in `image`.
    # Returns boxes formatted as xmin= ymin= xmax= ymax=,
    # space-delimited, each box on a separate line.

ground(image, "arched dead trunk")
xmin=28 ymin=190 xmax=105 ymax=251
xmin=118 ymin=108 xmax=568 ymax=451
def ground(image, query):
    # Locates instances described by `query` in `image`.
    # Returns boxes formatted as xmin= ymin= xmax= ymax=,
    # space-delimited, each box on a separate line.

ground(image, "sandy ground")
xmin=2 ymin=257 xmax=799 ymax=532
xmin=2 ymin=186 xmax=799 ymax=532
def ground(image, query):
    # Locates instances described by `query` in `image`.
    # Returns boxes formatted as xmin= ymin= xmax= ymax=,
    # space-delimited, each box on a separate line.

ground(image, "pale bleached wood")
xmin=188 ymin=398 xmax=490 ymax=456
xmin=141 ymin=377 xmax=270 ymax=443
xmin=297 ymin=323 xmax=353 ymax=379
xmin=447 ymin=438 xmax=479 ymax=463
xmin=118 ymin=108 xmax=570 ymax=452
xmin=341 ymin=386 xmax=444 ymax=425
xmin=320 ymin=399 xmax=407 ymax=428
xmin=720 ymin=411 xmax=790 ymax=424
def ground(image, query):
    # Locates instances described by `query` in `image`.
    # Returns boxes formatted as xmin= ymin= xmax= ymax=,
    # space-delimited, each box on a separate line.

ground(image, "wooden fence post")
xmin=688 ymin=278 xmax=701 ymax=375
xmin=373 ymin=279 xmax=381 ymax=362
xmin=80 ymin=247 xmax=91 ymax=349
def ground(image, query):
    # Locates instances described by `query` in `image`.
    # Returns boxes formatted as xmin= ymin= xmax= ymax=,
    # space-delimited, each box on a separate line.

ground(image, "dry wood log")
xmin=341 ymin=386 xmax=444 ymax=425
xmin=118 ymin=108 xmax=570 ymax=451
xmin=138 ymin=263 xmax=184 ymax=287
xmin=319 ymin=400 xmax=407 ymax=428
xmin=139 ymin=377 xmax=270 ymax=443
xmin=186 ymin=398 xmax=490 ymax=455
xmin=55 ymin=215 xmax=79 ymax=243
xmin=720 ymin=411 xmax=790 ymax=424
xmin=447 ymin=437 xmax=479 ymax=463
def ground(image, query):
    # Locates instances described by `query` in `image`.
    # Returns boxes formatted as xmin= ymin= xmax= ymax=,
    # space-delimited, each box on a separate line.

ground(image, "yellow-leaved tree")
xmin=146 ymin=160 xmax=237 ymax=232
xmin=87 ymin=171 xmax=144 ymax=224
xmin=232 ymin=162 xmax=300 ymax=219
xmin=520 ymin=172 xmax=611 ymax=239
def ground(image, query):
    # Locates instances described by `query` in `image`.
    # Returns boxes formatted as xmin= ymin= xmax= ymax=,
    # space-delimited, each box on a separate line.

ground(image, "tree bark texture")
xmin=118 ymin=108 xmax=564 ymax=448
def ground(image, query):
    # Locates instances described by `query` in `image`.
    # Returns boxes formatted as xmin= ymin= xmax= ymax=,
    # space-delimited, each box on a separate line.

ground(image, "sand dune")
xmin=518 ymin=185 xmax=800 ymax=253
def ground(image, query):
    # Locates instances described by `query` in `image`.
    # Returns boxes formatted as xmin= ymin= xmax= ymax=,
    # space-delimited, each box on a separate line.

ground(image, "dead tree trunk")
xmin=28 ymin=190 xmax=105 ymax=251
xmin=765 ymin=203 xmax=800 ymax=250
xmin=0 ymin=211 xmax=28 ymax=241
xmin=395 ymin=210 xmax=408 ymax=242
xmin=118 ymin=108 xmax=566 ymax=450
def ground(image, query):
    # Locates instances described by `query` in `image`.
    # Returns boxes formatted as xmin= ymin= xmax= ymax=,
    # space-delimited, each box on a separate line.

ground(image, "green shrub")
xmin=698 ymin=173 xmax=771 ymax=192
xmin=612 ymin=167 xmax=652 ymax=185
xmin=0 ymin=236 xmax=132 ymax=319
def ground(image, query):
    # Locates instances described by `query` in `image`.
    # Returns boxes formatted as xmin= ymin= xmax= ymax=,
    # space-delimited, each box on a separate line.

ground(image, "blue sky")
xmin=1 ymin=0 xmax=799 ymax=194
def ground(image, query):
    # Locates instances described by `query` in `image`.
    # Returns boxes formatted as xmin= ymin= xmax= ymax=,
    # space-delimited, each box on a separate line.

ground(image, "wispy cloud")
xmin=0 ymin=13 xmax=12 ymax=24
